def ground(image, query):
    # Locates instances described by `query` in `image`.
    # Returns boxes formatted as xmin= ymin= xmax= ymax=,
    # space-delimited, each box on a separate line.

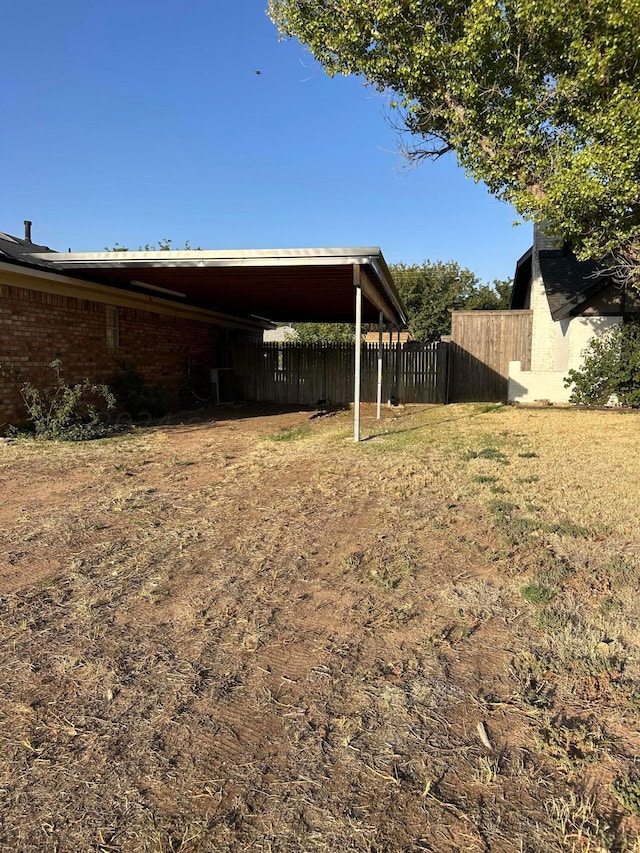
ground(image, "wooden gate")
xmin=233 ymin=341 xmax=448 ymax=406
xmin=447 ymin=310 xmax=532 ymax=402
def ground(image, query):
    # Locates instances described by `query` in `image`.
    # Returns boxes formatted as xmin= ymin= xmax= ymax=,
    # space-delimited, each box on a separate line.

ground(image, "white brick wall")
xmin=509 ymin=361 xmax=573 ymax=403
xmin=508 ymin=242 xmax=622 ymax=403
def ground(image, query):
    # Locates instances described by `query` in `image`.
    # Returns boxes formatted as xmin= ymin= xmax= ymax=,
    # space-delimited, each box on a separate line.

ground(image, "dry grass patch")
xmin=1 ymin=403 xmax=640 ymax=851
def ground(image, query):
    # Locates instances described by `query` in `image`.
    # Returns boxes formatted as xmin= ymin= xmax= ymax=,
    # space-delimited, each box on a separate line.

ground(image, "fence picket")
xmin=233 ymin=341 xmax=447 ymax=405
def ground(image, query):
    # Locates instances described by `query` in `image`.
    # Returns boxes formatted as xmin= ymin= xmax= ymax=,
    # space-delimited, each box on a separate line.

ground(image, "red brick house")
xmin=0 ymin=230 xmax=266 ymax=426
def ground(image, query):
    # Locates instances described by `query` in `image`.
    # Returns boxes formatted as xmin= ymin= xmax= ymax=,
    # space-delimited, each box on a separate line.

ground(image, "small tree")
xmin=564 ymin=322 xmax=640 ymax=407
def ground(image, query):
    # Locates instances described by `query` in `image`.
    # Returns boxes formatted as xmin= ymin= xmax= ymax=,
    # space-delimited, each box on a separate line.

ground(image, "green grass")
xmin=522 ymin=584 xmax=557 ymax=605
xmin=473 ymin=474 xmax=499 ymax=484
xmin=266 ymin=425 xmax=311 ymax=442
xmin=465 ymin=447 xmax=509 ymax=463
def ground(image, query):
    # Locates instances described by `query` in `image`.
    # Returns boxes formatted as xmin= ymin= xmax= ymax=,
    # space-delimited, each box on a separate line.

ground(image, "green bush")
xmin=1 ymin=359 xmax=116 ymax=440
xmin=111 ymin=361 xmax=169 ymax=419
xmin=564 ymin=321 xmax=640 ymax=407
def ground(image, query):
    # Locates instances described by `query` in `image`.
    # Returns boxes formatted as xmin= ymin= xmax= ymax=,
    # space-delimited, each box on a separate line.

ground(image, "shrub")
xmin=1 ymin=359 xmax=116 ymax=440
xmin=111 ymin=362 xmax=169 ymax=419
xmin=564 ymin=321 xmax=640 ymax=407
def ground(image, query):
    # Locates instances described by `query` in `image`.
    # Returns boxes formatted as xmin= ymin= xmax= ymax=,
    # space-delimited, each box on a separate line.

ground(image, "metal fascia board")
xmin=367 ymin=254 xmax=407 ymax=326
xmin=32 ymin=247 xmax=383 ymax=267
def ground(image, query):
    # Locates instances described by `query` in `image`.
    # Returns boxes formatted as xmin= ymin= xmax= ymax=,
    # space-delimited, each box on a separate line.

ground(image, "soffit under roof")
xmin=30 ymin=248 xmax=407 ymax=326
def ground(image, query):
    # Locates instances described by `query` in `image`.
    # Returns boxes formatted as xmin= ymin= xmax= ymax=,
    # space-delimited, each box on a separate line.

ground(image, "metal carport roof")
xmin=31 ymin=247 xmax=407 ymax=328
xmin=21 ymin=241 xmax=408 ymax=441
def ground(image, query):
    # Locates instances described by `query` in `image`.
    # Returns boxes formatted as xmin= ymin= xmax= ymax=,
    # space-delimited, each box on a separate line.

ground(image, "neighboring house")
xmin=263 ymin=325 xmax=296 ymax=342
xmin=507 ymin=223 xmax=640 ymax=403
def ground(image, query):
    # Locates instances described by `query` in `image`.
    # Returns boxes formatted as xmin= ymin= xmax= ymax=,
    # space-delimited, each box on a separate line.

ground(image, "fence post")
xmin=394 ymin=328 xmax=401 ymax=403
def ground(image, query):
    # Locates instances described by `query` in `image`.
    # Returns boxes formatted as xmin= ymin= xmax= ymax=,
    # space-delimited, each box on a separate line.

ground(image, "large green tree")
xmin=391 ymin=262 xmax=510 ymax=341
xmin=269 ymin=0 xmax=640 ymax=279
xmin=287 ymin=322 xmax=357 ymax=342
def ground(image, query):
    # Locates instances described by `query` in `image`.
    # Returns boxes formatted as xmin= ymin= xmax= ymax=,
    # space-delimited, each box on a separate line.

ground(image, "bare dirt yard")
xmin=1 ymin=402 xmax=640 ymax=852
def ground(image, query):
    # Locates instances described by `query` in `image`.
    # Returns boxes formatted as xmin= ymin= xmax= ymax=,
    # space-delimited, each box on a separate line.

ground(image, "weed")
xmin=536 ymin=606 xmax=570 ymax=632
xmin=606 ymin=554 xmax=639 ymax=588
xmin=536 ymin=716 xmax=606 ymax=768
xmin=488 ymin=498 xmax=517 ymax=516
xmin=267 ymin=425 xmax=311 ymax=442
xmin=474 ymin=754 xmax=502 ymax=784
xmin=612 ymin=773 xmax=640 ymax=815
xmin=599 ymin=597 xmax=623 ymax=616
xmin=488 ymin=499 xmax=544 ymax=546
xmin=1 ymin=359 xmax=116 ymax=440
xmin=542 ymin=558 xmax=574 ymax=586
xmin=475 ymin=403 xmax=506 ymax=414
xmin=465 ymin=447 xmax=509 ymax=464
xmin=517 ymin=474 xmax=540 ymax=483
xmin=473 ymin=474 xmax=498 ymax=484
xmin=343 ymin=551 xmax=365 ymax=570
xmin=522 ymin=584 xmax=557 ymax=605
xmin=369 ymin=552 xmax=412 ymax=590
xmin=518 ymin=451 xmax=539 ymax=458
xmin=542 ymin=605 xmax=627 ymax=681
xmin=545 ymin=791 xmax=614 ymax=851
xmin=545 ymin=520 xmax=592 ymax=538
xmin=423 ymin=620 xmax=474 ymax=652
xmin=509 ymin=650 xmax=553 ymax=709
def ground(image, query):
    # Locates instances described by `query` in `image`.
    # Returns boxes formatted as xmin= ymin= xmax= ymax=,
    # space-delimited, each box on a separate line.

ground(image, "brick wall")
xmin=0 ymin=282 xmax=231 ymax=426
xmin=507 ymin=241 xmax=623 ymax=403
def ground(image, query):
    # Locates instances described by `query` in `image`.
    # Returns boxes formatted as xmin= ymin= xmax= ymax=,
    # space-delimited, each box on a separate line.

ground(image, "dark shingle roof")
xmin=510 ymin=222 xmax=612 ymax=320
xmin=0 ymin=232 xmax=57 ymax=270
xmin=539 ymin=249 xmax=609 ymax=320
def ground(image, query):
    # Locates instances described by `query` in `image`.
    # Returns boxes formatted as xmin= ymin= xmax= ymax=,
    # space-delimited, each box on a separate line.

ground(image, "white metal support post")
xmin=354 ymin=266 xmax=363 ymax=443
xmin=395 ymin=325 xmax=402 ymax=404
xmin=376 ymin=310 xmax=383 ymax=420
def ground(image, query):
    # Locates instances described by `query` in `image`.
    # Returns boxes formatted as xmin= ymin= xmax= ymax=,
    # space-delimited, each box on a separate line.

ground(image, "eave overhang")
xmin=0 ymin=259 xmax=268 ymax=332
xmin=31 ymin=247 xmax=407 ymax=327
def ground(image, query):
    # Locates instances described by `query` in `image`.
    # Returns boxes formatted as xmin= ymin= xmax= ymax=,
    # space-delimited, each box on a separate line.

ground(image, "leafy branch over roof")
xmin=270 ymin=0 xmax=640 ymax=273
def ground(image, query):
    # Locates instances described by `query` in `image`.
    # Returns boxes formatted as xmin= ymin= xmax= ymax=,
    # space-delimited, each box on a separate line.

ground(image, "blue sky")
xmin=1 ymin=0 xmax=531 ymax=284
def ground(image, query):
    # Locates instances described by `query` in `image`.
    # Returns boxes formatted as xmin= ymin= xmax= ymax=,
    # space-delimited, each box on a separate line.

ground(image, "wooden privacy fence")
xmin=234 ymin=341 xmax=448 ymax=406
xmin=447 ymin=310 xmax=532 ymax=402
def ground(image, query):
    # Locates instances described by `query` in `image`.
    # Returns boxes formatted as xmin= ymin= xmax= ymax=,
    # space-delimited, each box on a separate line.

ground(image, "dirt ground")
xmin=1 ymin=403 xmax=640 ymax=852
